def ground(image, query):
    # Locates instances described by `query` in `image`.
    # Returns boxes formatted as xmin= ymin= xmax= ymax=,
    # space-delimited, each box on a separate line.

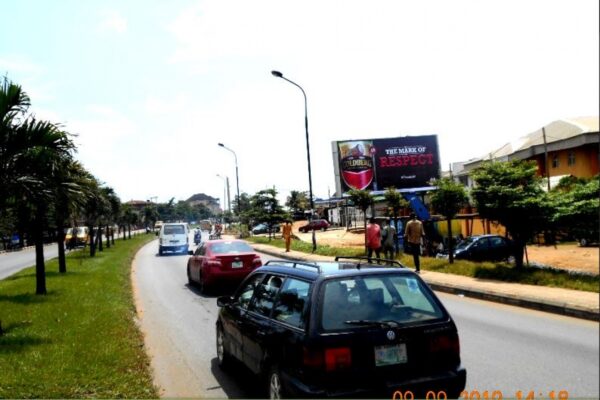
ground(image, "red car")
xmin=187 ymin=240 xmax=262 ymax=293
xmin=298 ymin=219 xmax=330 ymax=233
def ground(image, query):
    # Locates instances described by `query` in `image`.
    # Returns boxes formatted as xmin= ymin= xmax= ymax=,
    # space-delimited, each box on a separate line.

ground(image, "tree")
xmin=383 ymin=187 xmax=409 ymax=251
xmin=285 ymin=190 xmax=309 ymax=217
xmin=232 ymin=192 xmax=252 ymax=226
xmin=430 ymin=178 xmax=468 ymax=263
xmin=82 ymin=176 xmax=109 ymax=256
xmin=471 ymin=160 xmax=552 ymax=267
xmin=550 ymin=175 xmax=599 ymax=245
xmin=53 ymin=160 xmax=89 ymax=273
xmin=347 ymin=189 xmax=374 ymax=252
xmin=246 ymin=188 xmax=288 ymax=241
xmin=1 ymin=77 xmax=76 ymax=293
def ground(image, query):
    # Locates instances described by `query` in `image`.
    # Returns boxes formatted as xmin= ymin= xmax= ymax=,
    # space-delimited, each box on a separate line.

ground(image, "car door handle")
xmin=257 ymin=330 xmax=266 ymax=337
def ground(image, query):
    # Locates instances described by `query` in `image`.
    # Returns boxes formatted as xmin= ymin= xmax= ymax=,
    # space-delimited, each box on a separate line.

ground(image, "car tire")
xmin=266 ymin=365 xmax=289 ymax=399
xmin=507 ymin=255 xmax=516 ymax=264
xmin=159 ymin=246 xmax=163 ymax=256
xmin=216 ymin=324 xmax=232 ymax=370
xmin=198 ymin=272 xmax=206 ymax=294
xmin=579 ymin=238 xmax=588 ymax=247
xmin=320 ymin=227 xmax=326 ymax=232
xmin=187 ymin=266 xmax=194 ymax=286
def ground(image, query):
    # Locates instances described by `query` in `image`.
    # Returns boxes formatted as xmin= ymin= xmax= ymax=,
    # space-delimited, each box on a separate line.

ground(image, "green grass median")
xmin=248 ymin=237 xmax=599 ymax=293
xmin=0 ymin=234 xmax=158 ymax=398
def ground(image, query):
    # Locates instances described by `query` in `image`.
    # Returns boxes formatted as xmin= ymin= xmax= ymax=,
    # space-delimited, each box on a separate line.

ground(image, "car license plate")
xmin=170 ymin=240 xmax=178 ymax=243
xmin=374 ymin=343 xmax=407 ymax=366
xmin=232 ymin=261 xmax=243 ymax=268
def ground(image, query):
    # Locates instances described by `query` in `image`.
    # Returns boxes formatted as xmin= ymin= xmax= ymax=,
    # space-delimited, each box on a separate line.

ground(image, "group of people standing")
xmin=366 ymin=213 xmax=425 ymax=272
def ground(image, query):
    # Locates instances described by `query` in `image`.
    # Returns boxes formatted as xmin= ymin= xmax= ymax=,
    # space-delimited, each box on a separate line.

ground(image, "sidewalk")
xmin=251 ymin=242 xmax=600 ymax=322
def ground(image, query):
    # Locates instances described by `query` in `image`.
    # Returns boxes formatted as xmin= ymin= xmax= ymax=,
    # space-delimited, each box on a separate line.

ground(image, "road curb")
xmin=252 ymin=244 xmax=600 ymax=322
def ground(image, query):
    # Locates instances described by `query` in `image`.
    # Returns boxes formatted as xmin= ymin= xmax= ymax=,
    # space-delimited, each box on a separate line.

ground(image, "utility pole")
xmin=542 ymin=126 xmax=551 ymax=192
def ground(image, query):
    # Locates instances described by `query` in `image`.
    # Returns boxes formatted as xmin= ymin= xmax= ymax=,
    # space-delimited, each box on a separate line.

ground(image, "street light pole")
xmin=271 ymin=70 xmax=317 ymax=252
xmin=216 ymin=174 xmax=231 ymax=213
xmin=218 ymin=143 xmax=240 ymax=216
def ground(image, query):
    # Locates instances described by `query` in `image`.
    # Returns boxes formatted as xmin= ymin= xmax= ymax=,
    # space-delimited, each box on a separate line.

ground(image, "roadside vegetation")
xmin=0 ymin=234 xmax=158 ymax=398
xmin=248 ymin=236 xmax=364 ymax=258
xmin=248 ymin=236 xmax=599 ymax=293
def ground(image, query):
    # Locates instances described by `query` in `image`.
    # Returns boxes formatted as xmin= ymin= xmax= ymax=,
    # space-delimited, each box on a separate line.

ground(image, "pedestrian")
xmin=282 ymin=220 xmax=293 ymax=252
xmin=381 ymin=218 xmax=397 ymax=260
xmin=404 ymin=213 xmax=425 ymax=272
xmin=366 ymin=218 xmax=382 ymax=263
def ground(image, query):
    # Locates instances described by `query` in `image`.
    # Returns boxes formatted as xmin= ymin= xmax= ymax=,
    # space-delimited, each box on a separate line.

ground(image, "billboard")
xmin=332 ymin=135 xmax=440 ymax=194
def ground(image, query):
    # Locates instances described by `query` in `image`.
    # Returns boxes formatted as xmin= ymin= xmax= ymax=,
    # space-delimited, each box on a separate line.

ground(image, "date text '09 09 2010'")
xmin=392 ymin=389 xmax=569 ymax=400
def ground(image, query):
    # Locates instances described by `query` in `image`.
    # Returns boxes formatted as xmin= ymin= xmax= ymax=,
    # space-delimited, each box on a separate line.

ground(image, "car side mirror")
xmin=217 ymin=296 xmax=234 ymax=307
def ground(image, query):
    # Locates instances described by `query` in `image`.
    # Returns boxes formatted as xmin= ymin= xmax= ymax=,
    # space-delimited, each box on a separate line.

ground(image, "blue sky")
xmin=2 ymin=0 xmax=598 ymax=207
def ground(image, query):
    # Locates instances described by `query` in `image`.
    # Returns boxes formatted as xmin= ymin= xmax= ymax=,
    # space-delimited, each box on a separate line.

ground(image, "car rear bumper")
xmin=204 ymin=269 xmax=254 ymax=286
xmin=159 ymin=245 xmax=188 ymax=252
xmin=283 ymin=367 xmax=467 ymax=398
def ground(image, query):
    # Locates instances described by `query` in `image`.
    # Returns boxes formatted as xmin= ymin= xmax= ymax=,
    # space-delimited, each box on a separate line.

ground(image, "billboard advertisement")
xmin=332 ymin=135 xmax=440 ymax=194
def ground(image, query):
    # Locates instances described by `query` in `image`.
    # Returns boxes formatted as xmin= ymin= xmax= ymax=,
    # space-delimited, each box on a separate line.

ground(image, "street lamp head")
xmin=271 ymin=70 xmax=283 ymax=78
xmin=218 ymin=143 xmax=225 ymax=147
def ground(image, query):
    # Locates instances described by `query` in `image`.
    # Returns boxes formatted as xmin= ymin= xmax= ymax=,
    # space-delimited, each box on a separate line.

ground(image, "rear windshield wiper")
xmin=344 ymin=320 xmax=400 ymax=328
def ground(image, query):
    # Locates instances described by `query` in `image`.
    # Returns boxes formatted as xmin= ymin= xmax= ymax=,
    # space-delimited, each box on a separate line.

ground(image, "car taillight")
xmin=325 ymin=347 xmax=352 ymax=371
xmin=429 ymin=334 xmax=460 ymax=356
xmin=303 ymin=347 xmax=324 ymax=369
xmin=206 ymin=257 xmax=222 ymax=268
xmin=253 ymin=256 xmax=262 ymax=268
xmin=303 ymin=347 xmax=352 ymax=371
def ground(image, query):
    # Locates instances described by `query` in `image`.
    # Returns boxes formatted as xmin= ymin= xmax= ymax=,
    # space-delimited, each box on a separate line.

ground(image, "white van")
xmin=158 ymin=223 xmax=189 ymax=255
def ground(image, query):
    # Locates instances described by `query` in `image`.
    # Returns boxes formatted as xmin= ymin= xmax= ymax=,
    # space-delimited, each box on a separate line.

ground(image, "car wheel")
xmin=187 ymin=266 xmax=194 ymax=286
xmin=320 ymin=227 xmax=326 ymax=231
xmin=216 ymin=324 xmax=232 ymax=370
xmin=198 ymin=272 xmax=206 ymax=294
xmin=507 ymin=255 xmax=516 ymax=264
xmin=159 ymin=246 xmax=163 ymax=256
xmin=267 ymin=365 xmax=288 ymax=399
xmin=580 ymin=238 xmax=589 ymax=247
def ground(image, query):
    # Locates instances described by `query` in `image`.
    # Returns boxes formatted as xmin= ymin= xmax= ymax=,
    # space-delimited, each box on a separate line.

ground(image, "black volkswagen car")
xmin=216 ymin=257 xmax=466 ymax=398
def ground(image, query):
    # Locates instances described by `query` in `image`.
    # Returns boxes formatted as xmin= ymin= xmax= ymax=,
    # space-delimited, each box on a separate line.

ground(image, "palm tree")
xmin=347 ymin=189 xmax=374 ymax=253
xmin=1 ymin=77 xmax=76 ymax=294
xmin=53 ymin=160 xmax=90 ymax=273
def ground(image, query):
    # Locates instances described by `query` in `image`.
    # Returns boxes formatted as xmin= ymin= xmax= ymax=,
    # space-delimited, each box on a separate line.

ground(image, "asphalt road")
xmin=0 ymin=244 xmax=58 ymax=280
xmin=133 ymin=237 xmax=599 ymax=399
xmin=0 ymin=230 xmax=145 ymax=281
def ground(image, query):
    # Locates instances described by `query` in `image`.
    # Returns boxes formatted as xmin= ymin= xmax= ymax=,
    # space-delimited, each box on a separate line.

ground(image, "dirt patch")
xmin=291 ymin=225 xmax=599 ymax=275
xmin=525 ymin=244 xmax=599 ymax=275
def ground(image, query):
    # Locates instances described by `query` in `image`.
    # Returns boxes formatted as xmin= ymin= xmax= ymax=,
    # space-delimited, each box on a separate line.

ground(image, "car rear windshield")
xmin=163 ymin=225 xmax=185 ymax=235
xmin=210 ymin=241 xmax=254 ymax=254
xmin=320 ymin=274 xmax=445 ymax=331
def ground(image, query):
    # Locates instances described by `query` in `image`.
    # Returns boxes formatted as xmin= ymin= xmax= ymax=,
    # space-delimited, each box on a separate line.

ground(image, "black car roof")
xmin=256 ymin=260 xmax=418 ymax=281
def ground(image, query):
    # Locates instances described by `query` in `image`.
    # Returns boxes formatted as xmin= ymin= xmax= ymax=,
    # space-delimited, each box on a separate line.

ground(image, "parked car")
xmin=216 ymin=256 xmax=466 ymax=398
xmin=158 ymin=222 xmax=189 ymax=255
xmin=251 ymin=223 xmax=281 ymax=235
xmin=298 ymin=219 xmax=330 ymax=233
xmin=187 ymin=239 xmax=262 ymax=293
xmin=65 ymin=227 xmax=89 ymax=248
xmin=441 ymin=234 xmax=514 ymax=262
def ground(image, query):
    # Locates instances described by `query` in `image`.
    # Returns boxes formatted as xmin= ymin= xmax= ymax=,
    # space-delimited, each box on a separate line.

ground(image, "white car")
xmin=158 ymin=223 xmax=189 ymax=255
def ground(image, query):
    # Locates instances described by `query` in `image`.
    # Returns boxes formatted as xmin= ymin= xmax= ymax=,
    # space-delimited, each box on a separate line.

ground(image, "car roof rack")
xmin=264 ymin=260 xmax=321 ymax=273
xmin=334 ymin=256 xmax=407 ymax=270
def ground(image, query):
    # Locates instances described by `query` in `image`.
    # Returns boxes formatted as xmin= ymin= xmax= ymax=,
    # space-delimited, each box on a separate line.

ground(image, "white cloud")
xmin=98 ymin=10 xmax=128 ymax=34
